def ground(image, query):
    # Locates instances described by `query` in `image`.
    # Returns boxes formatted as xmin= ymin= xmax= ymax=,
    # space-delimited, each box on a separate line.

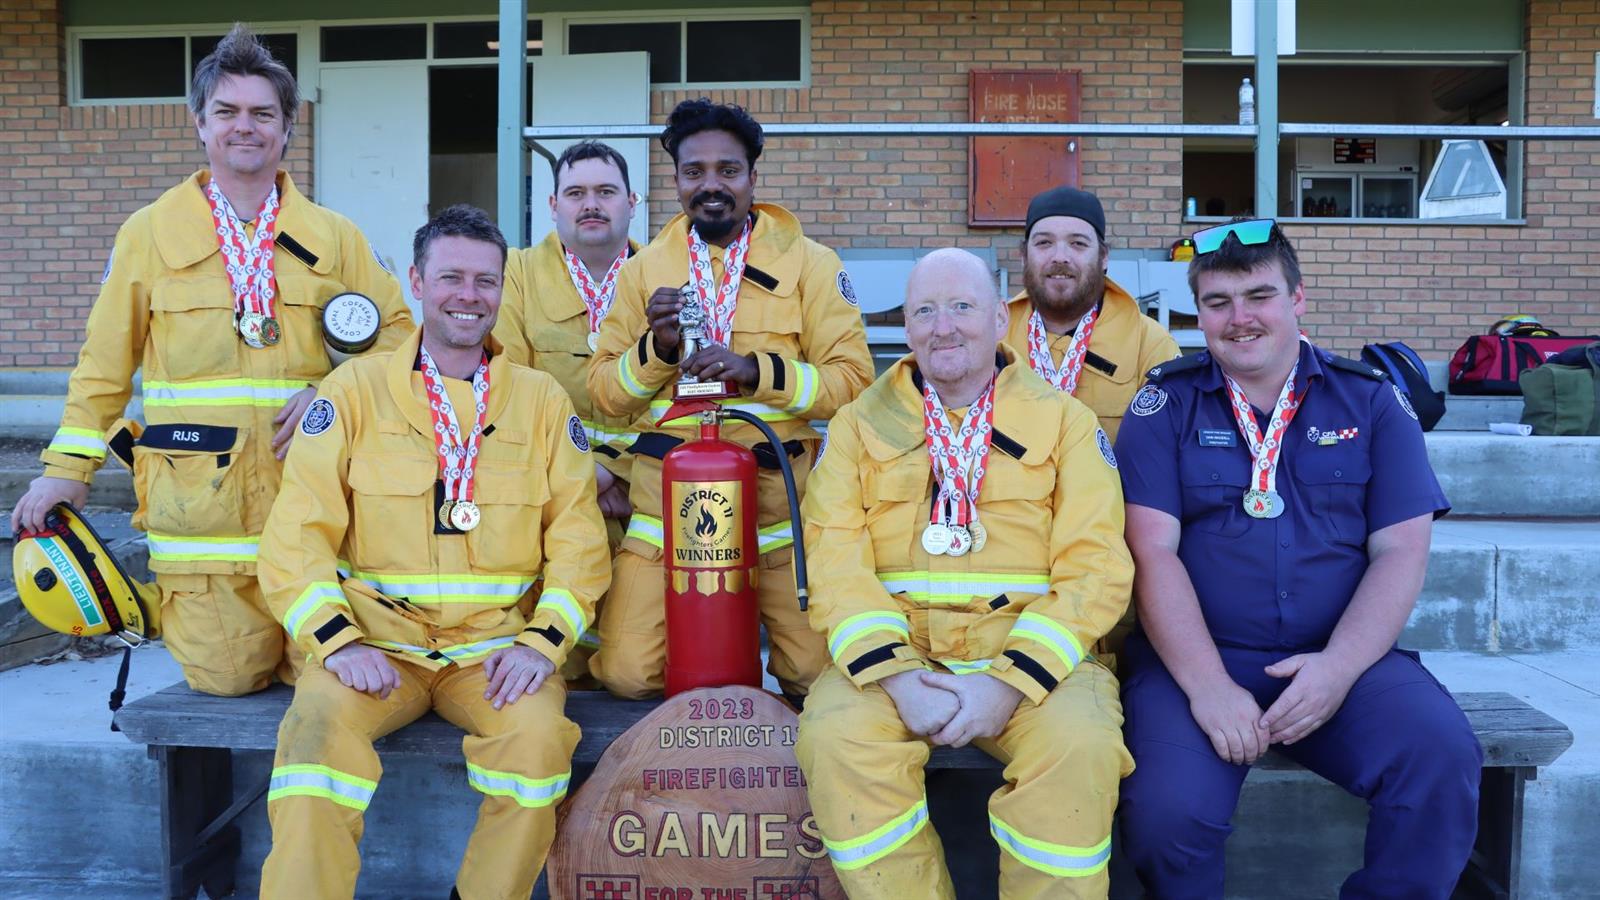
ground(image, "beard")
xmin=687 ymin=190 xmax=741 ymax=241
xmin=1024 ymin=261 xmax=1105 ymax=324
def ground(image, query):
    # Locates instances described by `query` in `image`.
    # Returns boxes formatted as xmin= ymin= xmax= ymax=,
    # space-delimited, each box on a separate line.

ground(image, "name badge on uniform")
xmin=1198 ymin=428 xmax=1236 ymax=448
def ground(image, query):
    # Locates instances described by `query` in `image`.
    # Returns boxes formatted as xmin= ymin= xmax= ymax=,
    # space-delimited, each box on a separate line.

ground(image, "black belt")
xmin=627 ymin=432 xmax=807 ymax=470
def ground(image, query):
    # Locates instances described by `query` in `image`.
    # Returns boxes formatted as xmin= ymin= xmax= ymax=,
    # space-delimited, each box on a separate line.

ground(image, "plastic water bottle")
xmin=1239 ymin=77 xmax=1255 ymax=125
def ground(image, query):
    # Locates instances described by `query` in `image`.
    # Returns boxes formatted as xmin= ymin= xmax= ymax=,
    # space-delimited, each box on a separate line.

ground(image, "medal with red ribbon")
xmin=562 ymin=246 xmax=627 ymax=353
xmin=419 ymin=346 xmax=491 ymax=532
xmin=204 ymin=178 xmax=282 ymax=349
xmin=685 ymin=218 xmax=753 ymax=347
xmin=1026 ymin=304 xmax=1099 ymax=395
xmin=921 ymin=377 xmax=997 ymax=556
xmin=1223 ymin=356 xmax=1305 ymax=520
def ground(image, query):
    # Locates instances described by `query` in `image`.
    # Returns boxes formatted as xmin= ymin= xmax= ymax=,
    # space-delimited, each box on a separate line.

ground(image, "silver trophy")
xmin=673 ymin=284 xmax=733 ymax=399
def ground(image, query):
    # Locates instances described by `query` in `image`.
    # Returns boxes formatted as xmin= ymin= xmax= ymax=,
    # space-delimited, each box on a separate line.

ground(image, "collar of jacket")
xmin=531 ymin=229 xmax=642 ymax=323
xmin=151 ymin=169 xmax=336 ymax=275
xmin=650 ymin=203 xmax=806 ymax=298
xmin=1005 ymin=273 xmax=1143 ymax=385
xmin=386 ymin=326 xmax=513 ymax=438
xmin=858 ymin=342 xmax=1062 ymax=465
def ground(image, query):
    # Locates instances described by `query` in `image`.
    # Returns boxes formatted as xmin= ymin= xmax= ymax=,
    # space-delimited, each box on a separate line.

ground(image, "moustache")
xmin=578 ymin=214 xmax=610 ymax=225
xmin=691 ymin=191 xmax=736 ymax=211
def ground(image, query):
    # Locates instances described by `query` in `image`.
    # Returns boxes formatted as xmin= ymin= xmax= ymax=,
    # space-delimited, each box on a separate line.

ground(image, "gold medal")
xmin=587 ymin=331 xmax=600 ymax=353
xmin=259 ymin=315 xmax=281 ymax=346
xmin=449 ymin=499 xmax=482 ymax=532
xmin=968 ymin=520 xmax=987 ymax=553
xmin=438 ymin=500 xmax=457 ymax=529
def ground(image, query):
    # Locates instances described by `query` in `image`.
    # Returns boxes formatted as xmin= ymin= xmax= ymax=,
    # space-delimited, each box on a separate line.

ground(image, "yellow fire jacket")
xmin=40 ymin=170 xmax=413 ymax=575
xmin=1002 ymin=276 xmax=1179 ymax=442
xmin=586 ymin=204 xmax=873 ymax=560
xmin=494 ymin=231 xmax=644 ymax=482
xmin=257 ymin=328 xmax=611 ymax=671
xmin=800 ymin=346 xmax=1134 ymax=705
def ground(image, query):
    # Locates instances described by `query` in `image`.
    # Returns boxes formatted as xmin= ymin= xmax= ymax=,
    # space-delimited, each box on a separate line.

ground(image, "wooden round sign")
xmin=550 ymin=684 xmax=844 ymax=900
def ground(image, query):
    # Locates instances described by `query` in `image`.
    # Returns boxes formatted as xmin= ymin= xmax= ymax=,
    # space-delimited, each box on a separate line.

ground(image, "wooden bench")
xmin=115 ymin=686 xmax=1571 ymax=900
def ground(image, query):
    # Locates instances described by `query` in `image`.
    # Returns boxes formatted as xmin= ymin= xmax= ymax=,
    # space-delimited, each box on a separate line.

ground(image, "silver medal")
xmin=947 ymin=525 xmax=972 ymax=557
xmin=1242 ymin=489 xmax=1284 ymax=519
xmin=449 ymin=499 xmax=482 ymax=532
xmin=921 ymin=523 xmax=953 ymax=556
xmin=237 ymin=311 xmax=266 ymax=349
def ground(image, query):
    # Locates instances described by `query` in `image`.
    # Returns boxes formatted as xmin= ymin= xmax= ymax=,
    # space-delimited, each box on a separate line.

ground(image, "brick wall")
xmin=0 ymin=0 xmax=313 ymax=368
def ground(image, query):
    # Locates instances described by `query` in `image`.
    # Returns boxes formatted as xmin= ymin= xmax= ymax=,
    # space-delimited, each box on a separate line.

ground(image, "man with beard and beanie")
xmin=257 ymin=205 xmax=609 ymax=899
xmin=494 ymin=140 xmax=641 ymax=683
xmin=9 ymin=23 xmax=413 ymax=697
xmin=1114 ymin=218 xmax=1481 ymax=898
xmin=1005 ymin=186 xmax=1179 ymax=442
xmin=587 ymin=98 xmax=873 ymax=700
xmin=796 ymin=249 xmax=1133 ymax=898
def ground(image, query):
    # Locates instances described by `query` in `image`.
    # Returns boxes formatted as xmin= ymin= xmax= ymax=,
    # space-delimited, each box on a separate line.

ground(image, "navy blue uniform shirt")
xmin=1114 ymin=340 xmax=1448 ymax=652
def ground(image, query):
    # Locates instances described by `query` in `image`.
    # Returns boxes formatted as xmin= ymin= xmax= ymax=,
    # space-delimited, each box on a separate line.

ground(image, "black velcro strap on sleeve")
xmin=767 ymin=353 xmax=787 ymax=392
xmin=991 ymin=429 xmax=1027 ymax=460
xmin=137 ymin=424 xmax=238 ymax=453
xmin=1084 ymin=351 xmax=1117 ymax=377
xmin=989 ymin=594 xmax=1010 ymax=610
xmin=846 ymin=642 xmax=905 ymax=676
xmin=751 ymin=439 xmax=806 ymax=471
xmin=107 ymin=427 xmax=137 ymax=468
xmin=314 ymin=615 xmax=356 ymax=646
xmin=743 ymin=264 xmax=780 ymax=292
xmin=275 ymin=232 xmax=319 ymax=269
xmin=627 ymin=432 xmax=684 ymax=460
xmin=594 ymin=445 xmax=621 ymax=459
xmin=523 ymin=624 xmax=566 ymax=646
xmin=1003 ymin=650 xmax=1058 ymax=693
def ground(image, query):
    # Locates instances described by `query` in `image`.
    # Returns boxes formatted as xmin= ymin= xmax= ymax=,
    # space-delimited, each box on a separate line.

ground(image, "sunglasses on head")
xmin=1191 ymin=218 xmax=1276 ymax=256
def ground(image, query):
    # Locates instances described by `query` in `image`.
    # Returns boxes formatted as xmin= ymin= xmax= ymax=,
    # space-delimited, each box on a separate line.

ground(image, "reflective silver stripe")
xmin=989 ymin=815 xmax=1112 ymax=877
xmin=267 ymin=764 xmax=377 ymax=811
xmin=538 ymin=588 xmax=586 ymax=637
xmin=283 ymin=582 xmax=348 ymax=640
xmin=650 ymin=398 xmax=797 ymax=425
xmin=618 ymin=352 xmax=653 ymax=399
xmin=630 ymin=514 xmax=792 ymax=555
xmin=581 ymin=419 xmax=638 ymax=447
xmin=143 ymin=378 xmax=305 ymax=408
xmin=465 ymin=762 xmax=571 ymax=808
xmin=368 ymin=636 xmax=516 ymax=663
xmin=1008 ymin=611 xmax=1085 ymax=671
xmin=823 ymin=798 xmax=930 ymax=870
xmin=577 ymin=629 xmax=601 ymax=650
xmin=938 ymin=658 xmax=994 ymax=674
xmin=146 ymin=534 xmax=259 ymax=563
xmin=757 ymin=521 xmax=794 ymax=552
xmin=876 ymin=571 xmax=1049 ymax=605
xmin=786 ymin=360 xmax=820 ymax=414
xmin=47 ymin=427 xmax=107 ymax=458
xmin=342 ymin=570 xmax=534 ymax=605
xmin=828 ymin=611 xmax=911 ymax=660
xmin=625 ymin=514 xmax=665 ymax=548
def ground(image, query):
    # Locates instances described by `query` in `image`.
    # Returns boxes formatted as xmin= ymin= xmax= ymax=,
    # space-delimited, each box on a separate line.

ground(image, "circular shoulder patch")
xmin=300 ymin=398 xmax=337 ymax=436
xmin=1130 ymin=383 xmax=1169 ymax=417
xmin=371 ymin=243 xmax=394 ymax=275
xmin=837 ymin=270 xmax=858 ymax=307
xmin=568 ymin=414 xmax=591 ymax=452
xmin=1096 ymin=427 xmax=1118 ymax=469
xmin=1393 ymin=383 xmax=1419 ymax=421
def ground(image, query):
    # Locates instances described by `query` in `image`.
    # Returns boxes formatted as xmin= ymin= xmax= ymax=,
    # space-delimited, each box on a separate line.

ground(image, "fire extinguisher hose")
xmin=721 ymin=409 xmax=809 ymax=612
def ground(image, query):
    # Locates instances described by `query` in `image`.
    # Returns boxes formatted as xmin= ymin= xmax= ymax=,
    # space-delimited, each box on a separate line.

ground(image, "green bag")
xmin=1519 ymin=342 xmax=1600 ymax=436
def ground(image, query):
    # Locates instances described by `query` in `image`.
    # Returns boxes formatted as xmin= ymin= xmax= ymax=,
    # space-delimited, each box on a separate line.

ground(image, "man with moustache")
xmin=796 ymin=249 xmax=1133 ymax=898
xmin=9 ymin=24 xmax=412 ymax=696
xmin=256 ymin=205 xmax=609 ymax=899
xmin=1005 ymin=186 xmax=1179 ymax=441
xmin=587 ymin=98 xmax=873 ymax=700
xmin=1113 ymin=218 xmax=1481 ymax=898
xmin=495 ymin=141 xmax=640 ymax=680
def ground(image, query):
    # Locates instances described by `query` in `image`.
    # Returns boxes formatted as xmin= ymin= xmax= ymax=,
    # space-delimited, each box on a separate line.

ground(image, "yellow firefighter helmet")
xmin=12 ymin=503 xmax=159 ymax=644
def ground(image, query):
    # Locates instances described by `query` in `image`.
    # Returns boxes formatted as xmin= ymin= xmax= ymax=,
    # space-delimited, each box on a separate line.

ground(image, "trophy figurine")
xmin=672 ymin=285 xmax=737 ymax=401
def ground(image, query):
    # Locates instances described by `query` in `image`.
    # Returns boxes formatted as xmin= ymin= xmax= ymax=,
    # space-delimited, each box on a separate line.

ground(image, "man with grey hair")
xmin=10 ymin=23 xmax=412 ymax=696
xmin=796 ymin=248 xmax=1135 ymax=896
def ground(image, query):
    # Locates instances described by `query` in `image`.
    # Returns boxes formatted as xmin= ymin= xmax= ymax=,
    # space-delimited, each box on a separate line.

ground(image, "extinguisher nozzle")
xmin=796 ymin=588 xmax=809 ymax=612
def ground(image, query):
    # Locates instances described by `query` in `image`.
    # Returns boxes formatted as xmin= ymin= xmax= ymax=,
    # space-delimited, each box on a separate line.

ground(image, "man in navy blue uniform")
xmin=1113 ymin=218 xmax=1481 ymax=899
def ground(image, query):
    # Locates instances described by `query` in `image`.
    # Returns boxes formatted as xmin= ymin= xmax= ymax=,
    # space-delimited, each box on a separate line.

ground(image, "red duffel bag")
xmin=1449 ymin=323 xmax=1600 ymax=395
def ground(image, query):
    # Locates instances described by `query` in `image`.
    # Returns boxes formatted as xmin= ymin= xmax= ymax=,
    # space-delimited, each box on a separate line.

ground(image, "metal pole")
xmin=496 ymin=0 xmax=527 ymax=247
xmin=1253 ymin=0 xmax=1279 ymax=218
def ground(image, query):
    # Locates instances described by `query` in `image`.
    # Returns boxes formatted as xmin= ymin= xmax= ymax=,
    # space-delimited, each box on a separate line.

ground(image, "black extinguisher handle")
xmin=721 ymin=409 xmax=809 ymax=612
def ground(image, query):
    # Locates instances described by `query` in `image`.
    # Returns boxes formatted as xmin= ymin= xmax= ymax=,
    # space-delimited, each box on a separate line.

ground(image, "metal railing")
xmin=524 ymin=122 xmax=1600 ymax=141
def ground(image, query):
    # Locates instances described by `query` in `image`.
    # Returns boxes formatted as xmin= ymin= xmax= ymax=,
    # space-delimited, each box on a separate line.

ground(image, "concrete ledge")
xmin=1426 ymin=433 xmax=1600 ymax=518
xmin=1434 ymin=395 xmax=1526 ymax=432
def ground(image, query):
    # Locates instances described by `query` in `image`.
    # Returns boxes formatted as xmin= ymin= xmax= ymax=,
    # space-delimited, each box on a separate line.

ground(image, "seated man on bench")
xmin=1113 ymin=218 xmax=1483 ymax=898
xmin=255 ymin=205 xmax=610 ymax=899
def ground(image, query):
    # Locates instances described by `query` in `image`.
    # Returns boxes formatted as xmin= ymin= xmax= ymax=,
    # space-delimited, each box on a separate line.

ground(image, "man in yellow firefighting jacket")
xmin=495 ymin=141 xmax=641 ymax=680
xmin=257 ymin=206 xmax=609 ymax=899
xmin=586 ymin=99 xmax=872 ymax=699
xmin=8 ymin=25 xmax=412 ymax=697
xmin=796 ymin=249 xmax=1134 ymax=899
xmin=1004 ymin=187 xmax=1179 ymax=443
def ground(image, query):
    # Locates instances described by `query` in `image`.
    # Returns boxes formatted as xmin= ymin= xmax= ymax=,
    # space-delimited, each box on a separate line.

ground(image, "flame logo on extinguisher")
xmin=694 ymin=504 xmax=720 ymax=543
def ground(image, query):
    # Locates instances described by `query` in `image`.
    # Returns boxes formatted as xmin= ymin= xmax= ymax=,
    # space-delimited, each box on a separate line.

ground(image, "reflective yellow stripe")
xmin=938 ymin=658 xmax=993 ymax=674
xmin=829 ymin=610 xmax=911 ymax=661
xmin=282 ymin=581 xmax=348 ymax=641
xmin=618 ymin=352 xmax=653 ymax=399
xmin=786 ymin=360 xmax=819 ymax=414
xmin=143 ymin=378 xmax=305 ymax=408
xmin=628 ymin=514 xmax=792 ymax=555
xmin=649 ymin=398 xmax=798 ymax=427
xmin=538 ymin=588 xmax=586 ymax=638
xmin=989 ymin=815 xmax=1111 ymax=877
xmin=47 ymin=426 xmax=107 ymax=459
xmin=1008 ymin=611 xmax=1085 ymax=672
xmin=147 ymin=533 xmax=259 ymax=563
xmin=625 ymin=514 xmax=666 ymax=548
xmin=337 ymin=567 xmax=534 ymax=605
xmin=368 ymin=636 xmax=515 ymax=664
xmin=822 ymin=798 xmax=930 ymax=870
xmin=757 ymin=521 xmax=794 ymax=553
xmin=877 ymin=571 xmax=1049 ymax=605
xmin=268 ymin=764 xmax=377 ymax=810
xmin=466 ymin=763 xmax=570 ymax=808
xmin=580 ymin=419 xmax=638 ymax=448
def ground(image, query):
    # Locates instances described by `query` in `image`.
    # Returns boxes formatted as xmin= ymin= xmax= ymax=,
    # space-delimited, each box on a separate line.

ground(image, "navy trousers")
xmin=1117 ymin=633 xmax=1482 ymax=900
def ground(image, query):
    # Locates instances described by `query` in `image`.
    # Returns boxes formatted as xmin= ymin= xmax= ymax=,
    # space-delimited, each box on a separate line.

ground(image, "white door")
xmin=529 ymin=52 xmax=651 ymax=247
xmin=317 ymin=63 xmax=430 ymax=313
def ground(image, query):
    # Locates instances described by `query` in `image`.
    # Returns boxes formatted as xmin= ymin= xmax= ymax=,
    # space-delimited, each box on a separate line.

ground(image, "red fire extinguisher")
xmin=657 ymin=399 xmax=809 ymax=697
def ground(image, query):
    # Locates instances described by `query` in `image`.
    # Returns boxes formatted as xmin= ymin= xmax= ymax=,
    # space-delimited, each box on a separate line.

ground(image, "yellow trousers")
xmin=260 ymin=658 xmax=579 ymax=900
xmin=796 ymin=663 xmax=1132 ymax=899
xmin=588 ymin=546 xmax=826 ymax=699
xmin=158 ymin=572 xmax=298 ymax=696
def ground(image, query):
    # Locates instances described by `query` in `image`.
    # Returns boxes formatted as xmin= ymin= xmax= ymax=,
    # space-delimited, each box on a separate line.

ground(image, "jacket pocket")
xmin=1178 ymin=452 xmax=1252 ymax=538
xmin=149 ymin=276 xmax=240 ymax=382
xmin=1294 ymin=449 xmax=1373 ymax=544
xmin=132 ymin=424 xmax=248 ymax=541
xmin=465 ymin=462 xmax=551 ymax=573
xmin=347 ymin=455 xmax=436 ymax=573
xmin=860 ymin=458 xmax=929 ymax=569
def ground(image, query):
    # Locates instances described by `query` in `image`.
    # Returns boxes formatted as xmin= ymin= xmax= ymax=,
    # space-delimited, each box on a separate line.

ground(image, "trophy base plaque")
xmin=674 ymin=379 xmax=738 ymax=401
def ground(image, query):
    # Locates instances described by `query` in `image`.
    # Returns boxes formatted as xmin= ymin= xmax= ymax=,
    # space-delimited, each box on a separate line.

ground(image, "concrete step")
xmin=0 ymin=393 xmax=141 ymax=440
xmin=1 ymin=649 xmax=1594 ymax=898
xmin=1434 ymin=395 xmax=1526 ymax=432
xmin=1426 ymin=433 xmax=1600 ymax=518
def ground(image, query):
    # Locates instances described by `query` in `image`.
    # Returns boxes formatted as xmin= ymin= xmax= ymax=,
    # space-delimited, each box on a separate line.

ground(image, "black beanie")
xmin=1024 ymin=186 xmax=1105 ymax=241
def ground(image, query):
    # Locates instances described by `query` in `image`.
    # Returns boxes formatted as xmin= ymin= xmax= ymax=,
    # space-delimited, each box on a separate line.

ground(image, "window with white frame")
xmin=75 ymin=31 xmax=299 ymax=103
xmin=566 ymin=13 xmax=806 ymax=87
